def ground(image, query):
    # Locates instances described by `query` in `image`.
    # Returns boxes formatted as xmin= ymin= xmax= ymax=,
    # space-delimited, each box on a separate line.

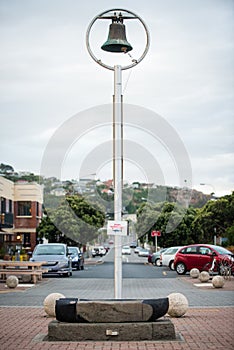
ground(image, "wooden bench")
xmin=0 ymin=268 xmax=48 ymax=284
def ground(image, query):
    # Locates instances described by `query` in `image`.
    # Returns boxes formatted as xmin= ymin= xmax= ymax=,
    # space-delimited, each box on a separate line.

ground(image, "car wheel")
xmin=169 ymin=260 xmax=175 ymax=270
xmin=155 ymin=259 xmax=161 ymax=267
xmin=175 ymin=262 xmax=186 ymax=275
xmin=62 ymin=272 xmax=69 ymax=277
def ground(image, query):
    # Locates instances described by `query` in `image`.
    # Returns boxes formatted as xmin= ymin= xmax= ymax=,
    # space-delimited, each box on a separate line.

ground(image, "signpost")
xmin=151 ymin=230 xmax=161 ymax=252
xmin=107 ymin=221 xmax=128 ymax=236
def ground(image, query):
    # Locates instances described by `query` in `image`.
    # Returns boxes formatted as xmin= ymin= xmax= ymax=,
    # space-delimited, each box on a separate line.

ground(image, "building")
xmin=0 ymin=176 xmax=43 ymax=256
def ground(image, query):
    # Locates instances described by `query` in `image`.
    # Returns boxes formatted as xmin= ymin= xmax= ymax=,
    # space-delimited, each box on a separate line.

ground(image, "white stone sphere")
xmin=199 ymin=271 xmax=210 ymax=283
xmin=43 ymin=293 xmax=65 ymax=317
xmin=190 ymin=268 xmax=200 ymax=278
xmin=167 ymin=292 xmax=189 ymax=317
xmin=212 ymin=275 xmax=225 ymax=288
xmin=6 ymin=275 xmax=19 ymax=288
xmin=21 ymin=274 xmax=31 ymax=283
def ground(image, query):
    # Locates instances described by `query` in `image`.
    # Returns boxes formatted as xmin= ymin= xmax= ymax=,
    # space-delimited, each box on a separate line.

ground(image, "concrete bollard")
xmin=167 ymin=292 xmax=189 ymax=317
xmin=190 ymin=268 xmax=199 ymax=278
xmin=43 ymin=293 xmax=65 ymax=317
xmin=212 ymin=275 xmax=225 ymax=288
xmin=199 ymin=271 xmax=210 ymax=283
xmin=6 ymin=275 xmax=19 ymax=288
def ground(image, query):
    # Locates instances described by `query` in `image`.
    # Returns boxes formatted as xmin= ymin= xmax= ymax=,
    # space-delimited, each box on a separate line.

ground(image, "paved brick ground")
xmin=0 ymin=306 xmax=233 ymax=349
xmin=1 ymin=270 xmax=233 ymax=349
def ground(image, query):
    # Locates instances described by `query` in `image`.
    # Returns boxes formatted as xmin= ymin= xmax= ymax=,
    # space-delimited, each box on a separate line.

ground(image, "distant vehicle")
xmin=122 ymin=245 xmax=131 ymax=255
xmin=160 ymin=246 xmax=184 ymax=270
xmin=130 ymin=241 xmax=137 ymax=248
xmin=138 ymin=248 xmax=150 ymax=257
xmin=174 ymin=244 xmax=234 ymax=275
xmin=68 ymin=246 xmax=84 ymax=270
xmin=92 ymin=246 xmax=106 ymax=257
xmin=149 ymin=248 xmax=168 ymax=266
xmin=134 ymin=246 xmax=143 ymax=254
xmin=30 ymin=243 xmax=72 ymax=277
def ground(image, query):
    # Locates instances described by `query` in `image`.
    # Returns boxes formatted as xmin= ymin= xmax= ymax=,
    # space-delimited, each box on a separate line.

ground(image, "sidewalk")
xmin=0 ymin=273 xmax=233 ymax=349
xmin=0 ymin=306 xmax=233 ymax=349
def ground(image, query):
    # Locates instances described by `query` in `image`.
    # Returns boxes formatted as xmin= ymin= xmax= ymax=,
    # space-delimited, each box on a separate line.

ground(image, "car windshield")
xmin=68 ymin=248 xmax=77 ymax=254
xmin=34 ymin=245 xmax=65 ymax=255
xmin=212 ymin=245 xmax=233 ymax=255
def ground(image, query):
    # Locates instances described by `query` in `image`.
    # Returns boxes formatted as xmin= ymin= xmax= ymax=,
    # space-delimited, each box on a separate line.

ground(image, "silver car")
xmin=151 ymin=248 xmax=168 ymax=266
xmin=30 ymin=243 xmax=72 ymax=277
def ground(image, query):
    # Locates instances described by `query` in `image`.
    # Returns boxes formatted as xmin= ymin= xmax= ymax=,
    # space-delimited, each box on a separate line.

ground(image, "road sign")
xmin=107 ymin=220 xmax=128 ymax=236
xmin=151 ymin=230 xmax=161 ymax=237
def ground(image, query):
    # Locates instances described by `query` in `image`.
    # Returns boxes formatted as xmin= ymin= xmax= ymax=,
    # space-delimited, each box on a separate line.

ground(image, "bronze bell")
xmin=101 ymin=22 xmax=133 ymax=53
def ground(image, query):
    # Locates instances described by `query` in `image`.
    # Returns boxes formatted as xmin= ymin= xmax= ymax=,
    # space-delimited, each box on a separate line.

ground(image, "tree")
xmin=0 ymin=163 xmax=14 ymax=174
xmin=193 ymin=192 xmax=234 ymax=244
xmin=37 ymin=195 xmax=105 ymax=245
xmin=226 ymin=225 xmax=234 ymax=246
xmin=135 ymin=201 xmax=197 ymax=248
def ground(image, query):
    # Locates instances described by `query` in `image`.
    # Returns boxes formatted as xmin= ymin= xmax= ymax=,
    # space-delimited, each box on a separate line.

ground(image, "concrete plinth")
xmin=48 ymin=320 xmax=176 ymax=341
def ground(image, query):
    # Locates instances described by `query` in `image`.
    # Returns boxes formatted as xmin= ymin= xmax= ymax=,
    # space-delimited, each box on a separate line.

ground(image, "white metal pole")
xmin=113 ymin=65 xmax=123 ymax=299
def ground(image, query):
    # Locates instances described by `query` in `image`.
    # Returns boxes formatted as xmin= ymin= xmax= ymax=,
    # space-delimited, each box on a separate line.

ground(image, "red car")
xmin=174 ymin=244 xmax=234 ymax=275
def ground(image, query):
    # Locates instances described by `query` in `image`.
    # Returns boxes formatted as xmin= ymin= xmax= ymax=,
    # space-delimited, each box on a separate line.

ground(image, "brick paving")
xmin=0 ymin=306 xmax=233 ymax=349
xmin=0 ymin=273 xmax=234 ymax=349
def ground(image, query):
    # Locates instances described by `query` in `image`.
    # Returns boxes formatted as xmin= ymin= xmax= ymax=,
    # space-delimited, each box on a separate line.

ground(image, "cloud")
xmin=0 ymin=0 xmax=233 ymax=197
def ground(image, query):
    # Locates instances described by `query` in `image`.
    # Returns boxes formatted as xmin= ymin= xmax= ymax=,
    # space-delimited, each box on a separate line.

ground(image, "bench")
xmin=0 ymin=268 xmax=48 ymax=284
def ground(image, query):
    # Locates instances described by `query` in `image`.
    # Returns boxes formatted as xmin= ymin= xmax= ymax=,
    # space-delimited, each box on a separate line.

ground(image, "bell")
xmin=101 ymin=22 xmax=133 ymax=53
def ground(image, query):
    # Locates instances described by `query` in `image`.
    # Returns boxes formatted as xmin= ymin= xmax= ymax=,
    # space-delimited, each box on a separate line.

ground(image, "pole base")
xmin=48 ymin=319 xmax=176 ymax=341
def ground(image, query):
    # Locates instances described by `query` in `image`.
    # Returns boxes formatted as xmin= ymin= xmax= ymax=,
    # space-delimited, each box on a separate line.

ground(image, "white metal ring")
xmin=86 ymin=8 xmax=150 ymax=71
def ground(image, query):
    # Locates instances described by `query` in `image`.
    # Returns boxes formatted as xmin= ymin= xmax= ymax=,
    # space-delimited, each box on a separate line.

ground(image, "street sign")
xmin=107 ymin=220 xmax=128 ymax=236
xmin=151 ymin=230 xmax=161 ymax=237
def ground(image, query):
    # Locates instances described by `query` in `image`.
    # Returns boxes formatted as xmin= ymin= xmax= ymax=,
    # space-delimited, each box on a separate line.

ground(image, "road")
xmin=0 ymin=247 xmax=233 ymax=307
xmin=76 ymin=247 xmax=177 ymax=279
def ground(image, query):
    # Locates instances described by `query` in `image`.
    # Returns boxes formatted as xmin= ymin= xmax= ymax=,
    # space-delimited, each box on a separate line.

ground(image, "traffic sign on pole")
xmin=151 ymin=230 xmax=161 ymax=237
xmin=107 ymin=220 xmax=128 ymax=236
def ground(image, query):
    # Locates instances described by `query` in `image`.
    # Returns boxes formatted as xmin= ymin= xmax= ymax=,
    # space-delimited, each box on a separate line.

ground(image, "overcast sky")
xmin=0 ymin=0 xmax=233 ymax=197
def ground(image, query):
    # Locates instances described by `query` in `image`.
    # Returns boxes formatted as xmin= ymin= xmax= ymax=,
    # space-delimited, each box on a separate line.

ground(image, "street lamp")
xmin=86 ymin=9 xmax=150 ymax=298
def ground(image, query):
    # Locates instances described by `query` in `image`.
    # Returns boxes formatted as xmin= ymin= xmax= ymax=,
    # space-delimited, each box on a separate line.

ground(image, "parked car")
xmin=160 ymin=246 xmax=183 ymax=270
xmin=68 ymin=246 xmax=84 ymax=270
xmin=174 ymin=244 xmax=234 ymax=275
xmin=30 ymin=243 xmax=72 ymax=277
xmin=150 ymin=248 xmax=168 ymax=266
xmin=92 ymin=246 xmax=106 ymax=257
xmin=122 ymin=245 xmax=131 ymax=255
xmin=130 ymin=241 xmax=137 ymax=248
xmin=134 ymin=246 xmax=143 ymax=254
xmin=138 ymin=248 xmax=150 ymax=257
